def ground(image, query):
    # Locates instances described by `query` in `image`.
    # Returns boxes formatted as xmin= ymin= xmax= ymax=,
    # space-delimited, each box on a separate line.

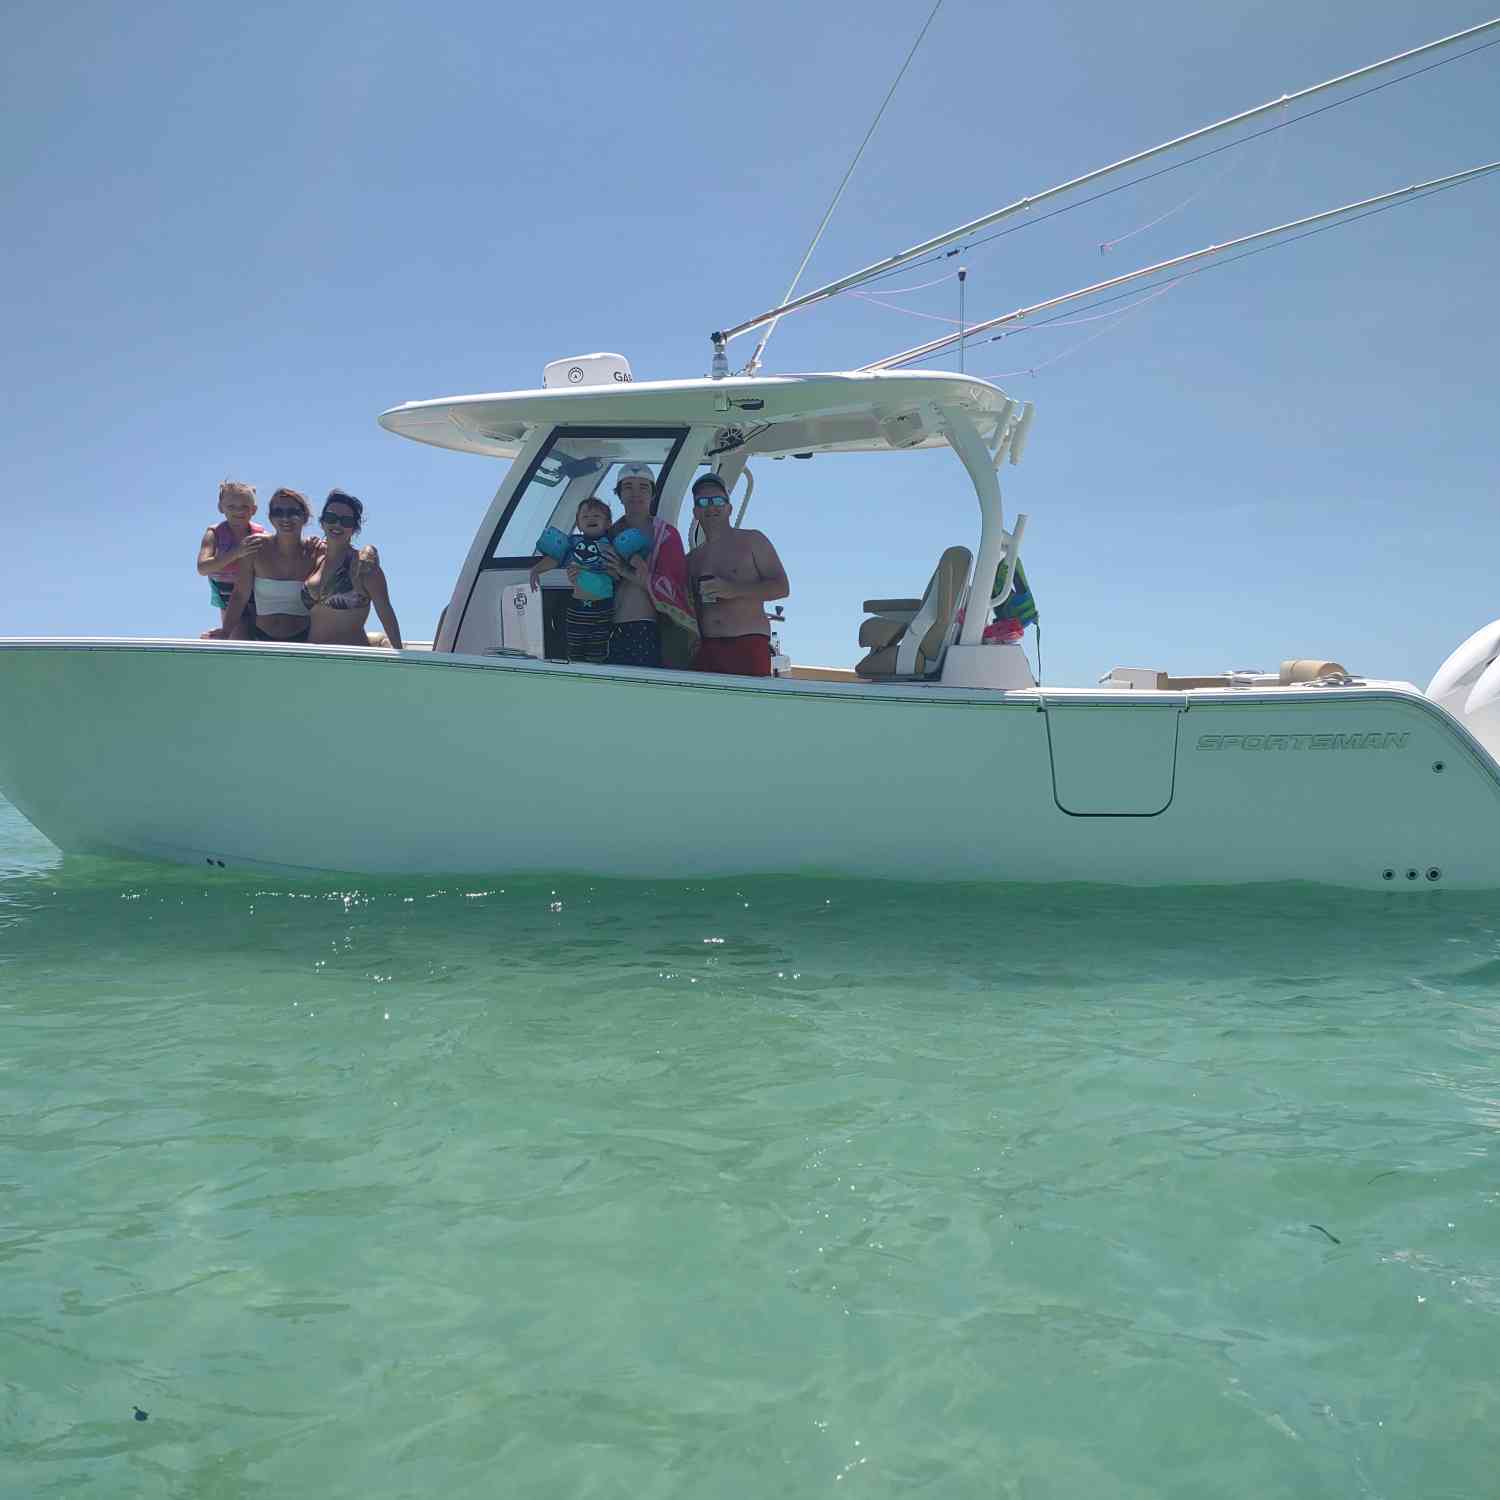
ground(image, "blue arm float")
xmin=613 ymin=527 xmax=651 ymax=561
xmin=536 ymin=526 xmax=571 ymax=562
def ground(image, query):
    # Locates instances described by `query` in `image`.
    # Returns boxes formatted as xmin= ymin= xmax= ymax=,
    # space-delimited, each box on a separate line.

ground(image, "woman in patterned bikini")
xmin=302 ymin=490 xmax=403 ymax=649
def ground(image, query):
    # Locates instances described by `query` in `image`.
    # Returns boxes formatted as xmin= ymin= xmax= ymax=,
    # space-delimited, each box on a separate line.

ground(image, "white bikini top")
xmin=254 ymin=576 xmax=311 ymax=617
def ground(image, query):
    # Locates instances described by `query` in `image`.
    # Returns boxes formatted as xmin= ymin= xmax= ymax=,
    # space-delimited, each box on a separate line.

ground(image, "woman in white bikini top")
xmin=222 ymin=488 xmax=322 ymax=642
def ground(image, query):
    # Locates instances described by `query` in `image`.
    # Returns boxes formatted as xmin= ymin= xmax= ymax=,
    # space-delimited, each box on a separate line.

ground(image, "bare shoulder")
xmin=742 ymin=528 xmax=784 ymax=559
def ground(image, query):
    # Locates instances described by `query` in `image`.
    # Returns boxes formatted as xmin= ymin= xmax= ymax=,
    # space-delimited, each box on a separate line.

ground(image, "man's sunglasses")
xmin=693 ymin=492 xmax=729 ymax=508
xmin=321 ymin=513 xmax=356 ymax=529
xmin=268 ymin=506 xmax=305 ymax=520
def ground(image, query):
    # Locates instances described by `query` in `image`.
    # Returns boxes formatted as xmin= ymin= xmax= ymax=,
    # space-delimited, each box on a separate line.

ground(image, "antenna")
xmin=957 ymin=266 xmax=967 ymax=372
xmin=860 ymin=162 xmax=1500 ymax=371
xmin=714 ymin=16 xmax=1500 ymax=353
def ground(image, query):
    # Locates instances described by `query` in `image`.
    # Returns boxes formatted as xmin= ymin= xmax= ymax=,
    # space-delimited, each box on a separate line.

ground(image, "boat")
xmin=3 ymin=22 xmax=1499 ymax=888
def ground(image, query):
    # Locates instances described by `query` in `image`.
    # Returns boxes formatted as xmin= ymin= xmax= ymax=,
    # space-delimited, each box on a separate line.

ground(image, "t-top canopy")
xmin=378 ymin=369 xmax=1018 ymax=460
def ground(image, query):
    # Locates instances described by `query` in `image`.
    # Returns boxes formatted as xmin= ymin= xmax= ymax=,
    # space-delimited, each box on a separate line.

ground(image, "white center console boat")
xmin=2 ymin=356 xmax=1499 ymax=888
xmin=3 ymin=21 xmax=1497 ymax=888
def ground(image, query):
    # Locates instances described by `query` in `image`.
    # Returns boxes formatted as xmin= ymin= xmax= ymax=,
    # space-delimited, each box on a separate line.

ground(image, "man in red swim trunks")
xmin=686 ymin=472 xmax=790 ymax=676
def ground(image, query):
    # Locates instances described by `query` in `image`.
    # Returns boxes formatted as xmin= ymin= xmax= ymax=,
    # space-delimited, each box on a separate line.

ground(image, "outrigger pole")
xmin=709 ymin=16 xmax=1500 ymax=367
xmin=859 ymin=163 xmax=1500 ymax=371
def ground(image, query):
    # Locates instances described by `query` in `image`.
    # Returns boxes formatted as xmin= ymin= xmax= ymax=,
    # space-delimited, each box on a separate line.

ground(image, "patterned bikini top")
xmin=301 ymin=546 xmax=374 ymax=612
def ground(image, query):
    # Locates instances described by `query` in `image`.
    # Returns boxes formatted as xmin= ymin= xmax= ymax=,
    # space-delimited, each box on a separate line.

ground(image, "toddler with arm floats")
xmin=529 ymin=497 xmax=650 ymax=664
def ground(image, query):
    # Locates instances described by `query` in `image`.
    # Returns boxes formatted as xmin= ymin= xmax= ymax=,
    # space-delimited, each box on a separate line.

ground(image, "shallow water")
xmin=2 ymin=794 xmax=1498 ymax=1498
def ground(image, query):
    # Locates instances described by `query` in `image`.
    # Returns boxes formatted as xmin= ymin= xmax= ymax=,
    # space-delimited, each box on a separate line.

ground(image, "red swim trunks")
xmin=693 ymin=633 xmax=772 ymax=677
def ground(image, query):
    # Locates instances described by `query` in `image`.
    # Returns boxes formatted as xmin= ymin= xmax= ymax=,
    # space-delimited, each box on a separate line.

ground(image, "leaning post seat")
xmin=855 ymin=546 xmax=973 ymax=680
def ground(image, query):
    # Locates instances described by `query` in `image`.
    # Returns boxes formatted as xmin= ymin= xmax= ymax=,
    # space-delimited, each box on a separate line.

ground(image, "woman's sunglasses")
xmin=268 ymin=506 xmax=305 ymax=520
xmin=321 ymin=513 xmax=356 ymax=529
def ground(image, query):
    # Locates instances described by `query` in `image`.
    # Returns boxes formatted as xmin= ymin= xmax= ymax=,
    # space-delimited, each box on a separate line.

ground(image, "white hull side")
xmin=2 ymin=640 xmax=1498 ymax=889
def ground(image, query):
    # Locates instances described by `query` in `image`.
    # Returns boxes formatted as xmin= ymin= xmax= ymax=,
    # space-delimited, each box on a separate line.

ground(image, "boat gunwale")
xmin=0 ymin=633 xmax=1481 ymax=715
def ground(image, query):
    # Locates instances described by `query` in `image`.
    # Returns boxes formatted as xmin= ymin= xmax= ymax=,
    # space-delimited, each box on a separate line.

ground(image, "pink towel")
xmin=645 ymin=519 xmax=700 ymax=666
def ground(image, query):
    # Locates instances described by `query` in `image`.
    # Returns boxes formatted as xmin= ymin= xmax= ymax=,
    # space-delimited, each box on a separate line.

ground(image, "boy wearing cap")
xmin=600 ymin=463 xmax=700 ymax=669
xmin=686 ymin=473 xmax=790 ymax=677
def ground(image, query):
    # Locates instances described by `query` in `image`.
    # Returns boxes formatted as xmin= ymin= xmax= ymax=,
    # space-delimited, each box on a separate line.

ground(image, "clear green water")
xmin=3 ymin=795 xmax=1498 ymax=1499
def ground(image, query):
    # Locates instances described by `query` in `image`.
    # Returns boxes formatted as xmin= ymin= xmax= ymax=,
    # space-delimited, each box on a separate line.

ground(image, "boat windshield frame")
xmin=482 ymin=424 xmax=692 ymax=569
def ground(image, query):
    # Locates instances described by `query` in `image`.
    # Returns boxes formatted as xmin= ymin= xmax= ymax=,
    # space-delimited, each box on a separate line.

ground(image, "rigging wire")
xmin=741 ymin=0 xmax=946 ymax=374
xmin=850 ymin=33 xmax=1500 ymax=293
xmin=894 ymin=167 xmax=1495 ymax=373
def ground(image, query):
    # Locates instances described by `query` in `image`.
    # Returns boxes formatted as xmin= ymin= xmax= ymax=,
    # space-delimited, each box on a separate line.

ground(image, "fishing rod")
xmin=857 ymin=162 xmax=1500 ymax=371
xmin=710 ymin=15 xmax=1500 ymax=367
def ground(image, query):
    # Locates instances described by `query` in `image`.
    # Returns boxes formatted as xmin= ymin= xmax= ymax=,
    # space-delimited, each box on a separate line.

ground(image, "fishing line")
xmin=847 ymin=291 xmax=964 ymax=324
xmin=854 ymin=270 xmax=958 ymax=295
xmin=985 ymin=281 xmax=1183 ymax=379
xmin=1006 ymin=282 xmax=1187 ymax=331
xmin=1099 ymin=102 xmax=1289 ymax=255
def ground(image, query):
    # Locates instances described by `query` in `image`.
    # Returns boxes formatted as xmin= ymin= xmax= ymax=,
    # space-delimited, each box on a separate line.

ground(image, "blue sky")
xmin=2 ymin=0 xmax=1496 ymax=687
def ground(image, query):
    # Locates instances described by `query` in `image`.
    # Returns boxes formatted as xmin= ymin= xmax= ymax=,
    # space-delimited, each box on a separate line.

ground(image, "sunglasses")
xmin=268 ymin=506 xmax=305 ymax=520
xmin=693 ymin=492 xmax=729 ymax=508
xmin=321 ymin=512 xmax=356 ymax=528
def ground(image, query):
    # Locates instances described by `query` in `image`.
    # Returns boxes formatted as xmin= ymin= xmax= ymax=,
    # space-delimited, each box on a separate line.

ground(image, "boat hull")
xmin=2 ymin=639 xmax=1497 ymax=888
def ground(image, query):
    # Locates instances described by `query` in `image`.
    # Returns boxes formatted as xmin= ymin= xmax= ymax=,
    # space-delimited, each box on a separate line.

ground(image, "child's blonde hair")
xmin=219 ymin=479 xmax=256 ymax=503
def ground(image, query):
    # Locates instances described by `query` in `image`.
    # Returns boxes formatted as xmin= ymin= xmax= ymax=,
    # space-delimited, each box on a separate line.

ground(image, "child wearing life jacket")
xmin=528 ymin=497 xmax=618 ymax=664
xmin=197 ymin=480 xmax=268 ymax=639
xmin=529 ymin=498 xmax=652 ymax=665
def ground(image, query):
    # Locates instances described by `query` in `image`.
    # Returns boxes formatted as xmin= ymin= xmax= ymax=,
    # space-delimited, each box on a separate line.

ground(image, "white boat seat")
xmin=855 ymin=546 xmax=972 ymax=680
